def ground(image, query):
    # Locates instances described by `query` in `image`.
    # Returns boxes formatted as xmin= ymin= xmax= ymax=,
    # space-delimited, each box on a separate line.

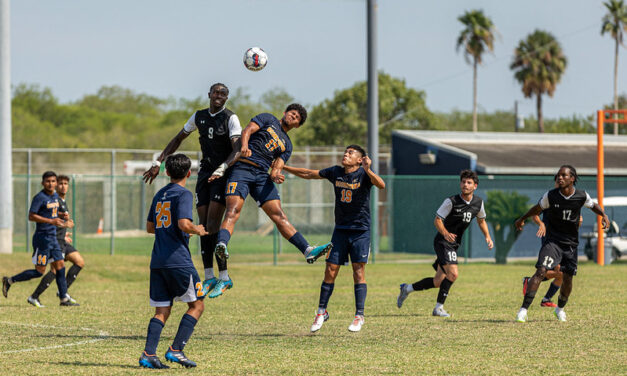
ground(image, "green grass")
xmin=0 ymin=254 xmax=625 ymax=375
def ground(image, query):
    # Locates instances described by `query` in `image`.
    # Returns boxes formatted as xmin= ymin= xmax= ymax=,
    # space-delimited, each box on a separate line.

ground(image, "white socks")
xmin=219 ymin=270 xmax=230 ymax=281
xmin=405 ymin=284 xmax=414 ymax=293
xmin=435 ymin=303 xmax=444 ymax=310
xmin=204 ymin=268 xmax=215 ymax=280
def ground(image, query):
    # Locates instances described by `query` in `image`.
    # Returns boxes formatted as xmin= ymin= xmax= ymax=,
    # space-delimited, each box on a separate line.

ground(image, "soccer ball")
xmin=243 ymin=47 xmax=268 ymax=71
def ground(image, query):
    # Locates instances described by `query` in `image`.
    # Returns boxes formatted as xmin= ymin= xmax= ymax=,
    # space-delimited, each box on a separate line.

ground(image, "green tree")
xmin=601 ymin=0 xmax=627 ymax=135
xmin=485 ymin=190 xmax=529 ymax=264
xmin=300 ymin=72 xmax=436 ymax=146
xmin=456 ymin=9 xmax=497 ymax=133
xmin=511 ymin=30 xmax=567 ymax=133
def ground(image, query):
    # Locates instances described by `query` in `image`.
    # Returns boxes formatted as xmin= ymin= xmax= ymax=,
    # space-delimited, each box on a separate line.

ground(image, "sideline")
xmin=0 ymin=321 xmax=109 ymax=354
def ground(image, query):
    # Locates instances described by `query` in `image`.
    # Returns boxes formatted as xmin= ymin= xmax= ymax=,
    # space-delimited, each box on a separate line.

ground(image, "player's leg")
xmin=349 ymin=262 xmax=367 ymax=332
xmin=553 ymin=249 xmax=577 ymax=321
xmin=28 ymin=268 xmax=56 ymax=307
xmin=517 ymin=241 xmax=561 ymax=322
xmin=432 ymin=263 xmax=457 ymax=317
xmin=541 ymin=265 xmax=562 ymax=307
xmin=64 ymin=249 xmax=84 ymax=289
xmin=51 ymin=257 xmax=74 ymax=306
xmin=397 ymin=262 xmax=443 ymax=309
xmin=311 ymin=230 xmax=343 ymax=332
xmin=196 ymin=203 xmax=217 ymax=293
xmin=215 ymin=195 xmax=245 ymax=260
xmin=206 ymin=199 xmax=232 ymax=298
xmin=3 ymin=243 xmax=49 ymax=298
xmin=140 ymin=269 xmax=172 ymax=369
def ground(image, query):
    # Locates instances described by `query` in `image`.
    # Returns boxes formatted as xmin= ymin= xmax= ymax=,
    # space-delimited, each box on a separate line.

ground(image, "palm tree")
xmin=456 ymin=10 xmax=496 ymax=133
xmin=601 ymin=0 xmax=627 ymax=135
xmin=510 ymin=30 xmax=567 ymax=133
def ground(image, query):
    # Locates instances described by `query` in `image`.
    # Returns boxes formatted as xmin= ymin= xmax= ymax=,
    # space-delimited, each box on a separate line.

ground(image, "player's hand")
xmin=271 ymin=172 xmax=285 ymax=184
xmin=535 ymin=222 xmax=546 ymax=238
xmin=65 ymin=219 xmax=75 ymax=229
xmin=196 ymin=224 xmax=208 ymax=236
xmin=59 ymin=212 xmax=69 ymax=220
xmin=444 ymin=232 xmax=456 ymax=243
xmin=362 ymin=156 xmax=372 ymax=170
xmin=143 ymin=166 xmax=160 ymax=184
xmin=514 ymin=218 xmax=525 ymax=231
xmin=208 ymin=163 xmax=228 ymax=182
xmin=601 ymin=214 xmax=610 ymax=230
xmin=486 ymin=237 xmax=493 ymax=249
xmin=241 ymin=145 xmax=252 ymax=158
xmin=65 ymin=234 xmax=73 ymax=244
xmin=51 ymin=218 xmax=65 ymax=227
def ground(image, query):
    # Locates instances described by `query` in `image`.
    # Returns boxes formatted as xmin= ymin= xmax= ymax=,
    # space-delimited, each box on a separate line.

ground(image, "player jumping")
xmin=283 ymin=145 xmax=385 ymax=333
xmin=396 ymin=170 xmax=493 ymax=317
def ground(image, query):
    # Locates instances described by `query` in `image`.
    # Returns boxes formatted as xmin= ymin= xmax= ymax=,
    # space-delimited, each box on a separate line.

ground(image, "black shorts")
xmin=535 ymin=240 xmax=577 ymax=276
xmin=434 ymin=238 xmax=460 ymax=267
xmin=60 ymin=242 xmax=78 ymax=259
xmin=195 ymin=171 xmax=227 ymax=207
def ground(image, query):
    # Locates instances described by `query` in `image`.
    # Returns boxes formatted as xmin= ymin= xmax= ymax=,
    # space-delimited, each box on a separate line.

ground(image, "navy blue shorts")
xmin=31 ymin=233 xmax=63 ymax=266
xmin=326 ymin=229 xmax=370 ymax=265
xmin=434 ymin=238 xmax=460 ymax=266
xmin=149 ymin=267 xmax=204 ymax=307
xmin=225 ymin=162 xmax=280 ymax=206
xmin=195 ymin=170 xmax=227 ymax=207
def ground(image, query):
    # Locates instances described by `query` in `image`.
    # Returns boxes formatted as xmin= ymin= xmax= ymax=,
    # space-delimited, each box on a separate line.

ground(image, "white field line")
xmin=0 ymin=321 xmax=109 ymax=354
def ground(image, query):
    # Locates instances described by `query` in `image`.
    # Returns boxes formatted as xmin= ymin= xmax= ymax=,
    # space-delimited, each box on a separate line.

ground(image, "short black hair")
xmin=210 ymin=83 xmax=229 ymax=95
xmin=346 ymin=144 xmax=366 ymax=157
xmin=42 ymin=171 xmax=57 ymax=181
xmin=165 ymin=154 xmax=191 ymax=180
xmin=556 ymin=164 xmax=578 ymax=185
xmin=285 ymin=103 xmax=307 ymax=125
xmin=460 ymin=169 xmax=478 ymax=184
xmin=57 ymin=175 xmax=70 ymax=183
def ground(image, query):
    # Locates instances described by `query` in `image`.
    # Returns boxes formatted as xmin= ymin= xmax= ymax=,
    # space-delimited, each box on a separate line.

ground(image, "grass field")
xmin=0 ymin=253 xmax=625 ymax=375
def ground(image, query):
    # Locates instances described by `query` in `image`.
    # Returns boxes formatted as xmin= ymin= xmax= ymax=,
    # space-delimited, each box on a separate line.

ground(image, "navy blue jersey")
xmin=319 ymin=166 xmax=373 ymax=230
xmin=243 ymin=113 xmax=293 ymax=171
xmin=29 ymin=190 xmax=62 ymax=237
xmin=147 ymin=183 xmax=195 ymax=269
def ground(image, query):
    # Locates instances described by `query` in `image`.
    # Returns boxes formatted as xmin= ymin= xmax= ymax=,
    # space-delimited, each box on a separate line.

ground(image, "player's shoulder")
xmin=253 ymin=112 xmax=278 ymax=123
xmin=470 ymin=195 xmax=483 ymax=205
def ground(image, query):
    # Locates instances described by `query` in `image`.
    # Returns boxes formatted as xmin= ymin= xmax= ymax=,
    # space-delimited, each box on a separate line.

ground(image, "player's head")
xmin=56 ymin=175 xmax=70 ymax=196
xmin=459 ymin=169 xmax=478 ymax=195
xmin=342 ymin=144 xmax=366 ymax=167
xmin=165 ymin=154 xmax=192 ymax=181
xmin=41 ymin=171 xmax=57 ymax=193
xmin=208 ymin=83 xmax=229 ymax=109
xmin=555 ymin=165 xmax=578 ymax=188
xmin=282 ymin=103 xmax=307 ymax=129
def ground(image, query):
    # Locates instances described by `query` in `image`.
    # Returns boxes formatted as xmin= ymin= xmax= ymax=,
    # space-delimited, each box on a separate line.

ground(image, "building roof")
xmin=393 ymin=130 xmax=627 ymax=175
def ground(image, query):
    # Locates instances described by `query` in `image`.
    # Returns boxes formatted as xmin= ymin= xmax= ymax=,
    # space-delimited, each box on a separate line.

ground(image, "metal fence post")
xmin=71 ymin=173 xmax=77 ymax=247
xmin=25 ymin=149 xmax=31 ymax=252
xmin=110 ymin=149 xmax=116 ymax=255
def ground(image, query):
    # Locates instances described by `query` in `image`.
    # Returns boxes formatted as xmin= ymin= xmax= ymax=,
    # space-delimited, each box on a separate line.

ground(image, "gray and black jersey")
xmin=56 ymin=197 xmax=69 ymax=245
xmin=539 ymin=188 xmax=594 ymax=247
xmin=183 ymin=107 xmax=242 ymax=174
xmin=434 ymin=194 xmax=485 ymax=246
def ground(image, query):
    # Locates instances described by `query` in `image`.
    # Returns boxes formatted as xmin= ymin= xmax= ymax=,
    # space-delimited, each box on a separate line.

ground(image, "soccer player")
xmin=2 ymin=171 xmax=78 ymax=306
xmin=139 ymin=154 xmax=208 ymax=369
xmin=396 ymin=170 xmax=493 ymax=317
xmin=143 ymin=83 xmax=241 ymax=299
xmin=514 ymin=165 xmax=609 ymax=322
xmin=27 ymin=175 xmax=85 ymax=307
xmin=283 ymin=145 xmax=385 ymax=333
xmin=214 ymin=104 xmax=332 ymax=264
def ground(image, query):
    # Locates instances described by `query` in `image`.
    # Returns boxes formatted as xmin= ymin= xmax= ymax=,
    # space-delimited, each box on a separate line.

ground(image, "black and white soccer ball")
xmin=243 ymin=47 xmax=268 ymax=71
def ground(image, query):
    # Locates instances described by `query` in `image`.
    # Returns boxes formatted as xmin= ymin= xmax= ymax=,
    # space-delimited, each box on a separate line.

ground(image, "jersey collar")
xmin=208 ymin=106 xmax=226 ymax=117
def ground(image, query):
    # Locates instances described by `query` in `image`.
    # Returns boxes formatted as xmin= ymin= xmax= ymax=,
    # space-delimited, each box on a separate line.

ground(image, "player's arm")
xmin=589 ymin=203 xmax=610 ymax=230
xmin=476 ymin=217 xmax=494 ymax=249
xmin=240 ymin=121 xmax=261 ymax=158
xmin=361 ymin=156 xmax=385 ymax=189
xmin=531 ymin=215 xmax=546 ymax=237
xmin=146 ymin=221 xmax=155 ymax=234
xmin=434 ymin=216 xmax=456 ymax=243
xmin=270 ymin=157 xmax=286 ymax=184
xmin=514 ymin=204 xmax=543 ymax=231
xmin=29 ymin=212 xmax=65 ymax=227
xmin=282 ymin=165 xmax=323 ymax=180
xmin=208 ymin=137 xmax=242 ymax=183
xmin=143 ymin=129 xmax=191 ymax=184
xmin=178 ymin=219 xmax=208 ymax=236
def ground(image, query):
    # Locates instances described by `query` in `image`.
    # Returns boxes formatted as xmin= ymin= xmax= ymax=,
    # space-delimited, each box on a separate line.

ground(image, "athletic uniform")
xmin=56 ymin=197 xmax=77 ymax=259
xmin=226 ymin=113 xmax=293 ymax=206
xmin=535 ymin=188 xmax=593 ymax=276
xmin=319 ymin=166 xmax=373 ymax=265
xmin=147 ymin=183 xmax=203 ymax=307
xmin=433 ymin=194 xmax=485 ymax=266
xmin=30 ymin=190 xmax=64 ymax=266
xmin=183 ymin=107 xmax=241 ymax=207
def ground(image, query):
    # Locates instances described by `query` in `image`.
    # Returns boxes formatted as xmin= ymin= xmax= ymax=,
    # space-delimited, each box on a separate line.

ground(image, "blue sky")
xmin=11 ymin=0 xmax=627 ymax=119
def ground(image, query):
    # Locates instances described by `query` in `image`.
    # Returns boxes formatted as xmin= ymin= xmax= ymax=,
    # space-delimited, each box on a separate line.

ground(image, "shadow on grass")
xmin=368 ymin=313 xmax=426 ymax=318
xmin=50 ymin=361 xmax=138 ymax=369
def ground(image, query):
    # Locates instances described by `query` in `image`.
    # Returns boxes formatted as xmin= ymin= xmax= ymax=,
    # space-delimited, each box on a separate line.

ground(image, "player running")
xmin=514 ymin=165 xmax=609 ymax=322
xmin=143 ymin=83 xmax=241 ymax=299
xmin=139 ymin=154 xmax=208 ymax=369
xmin=2 ymin=171 xmax=78 ymax=306
xmin=283 ymin=145 xmax=385 ymax=333
xmin=396 ymin=170 xmax=493 ymax=317
xmin=214 ymin=104 xmax=332 ymax=264
xmin=28 ymin=175 xmax=85 ymax=307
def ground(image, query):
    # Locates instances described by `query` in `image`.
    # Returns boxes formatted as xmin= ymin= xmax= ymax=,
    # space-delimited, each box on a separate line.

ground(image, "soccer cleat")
xmin=306 ymin=242 xmax=333 ymax=264
xmin=165 ymin=347 xmax=197 ymax=368
xmin=139 ymin=352 xmax=170 ymax=369
xmin=310 ymin=310 xmax=329 ymax=332
xmin=348 ymin=315 xmax=365 ymax=332
xmin=554 ymin=308 xmax=567 ymax=322
xmin=215 ymin=242 xmax=229 ymax=261
xmin=522 ymin=276 xmax=530 ymax=295
xmin=516 ymin=308 xmax=528 ymax=323
xmin=60 ymin=297 xmax=80 ymax=306
xmin=541 ymin=299 xmax=557 ymax=308
xmin=397 ymin=283 xmax=410 ymax=309
xmin=2 ymin=277 xmax=10 ymax=298
xmin=208 ymin=278 xmax=233 ymax=299
xmin=27 ymin=296 xmax=45 ymax=308
xmin=201 ymin=277 xmax=218 ymax=296
xmin=432 ymin=306 xmax=451 ymax=318
xmin=57 ymin=292 xmax=77 ymax=304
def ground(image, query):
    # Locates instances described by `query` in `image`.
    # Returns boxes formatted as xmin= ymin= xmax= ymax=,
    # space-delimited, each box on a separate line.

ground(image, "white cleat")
xmin=348 ymin=315 xmax=364 ymax=332
xmin=27 ymin=296 xmax=45 ymax=308
xmin=397 ymin=283 xmax=409 ymax=309
xmin=554 ymin=308 xmax=567 ymax=322
xmin=310 ymin=310 xmax=329 ymax=332
xmin=516 ymin=308 xmax=528 ymax=322
xmin=432 ymin=306 xmax=451 ymax=317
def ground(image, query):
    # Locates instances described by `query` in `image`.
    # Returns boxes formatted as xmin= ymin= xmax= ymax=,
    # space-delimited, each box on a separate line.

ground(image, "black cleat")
xmin=2 ymin=277 xmax=10 ymax=298
xmin=165 ymin=347 xmax=197 ymax=368
xmin=139 ymin=352 xmax=170 ymax=369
